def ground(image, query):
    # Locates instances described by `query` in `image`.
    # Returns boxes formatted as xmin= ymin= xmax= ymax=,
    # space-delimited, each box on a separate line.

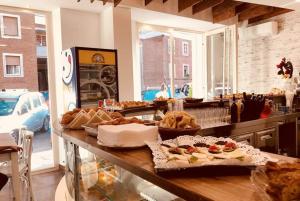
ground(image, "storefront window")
xmin=139 ymin=30 xmax=194 ymax=100
xmin=206 ymin=26 xmax=236 ymax=99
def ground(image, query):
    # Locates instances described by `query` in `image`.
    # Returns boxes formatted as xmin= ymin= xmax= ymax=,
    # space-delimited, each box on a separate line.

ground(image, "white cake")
xmin=97 ymin=123 xmax=158 ymax=147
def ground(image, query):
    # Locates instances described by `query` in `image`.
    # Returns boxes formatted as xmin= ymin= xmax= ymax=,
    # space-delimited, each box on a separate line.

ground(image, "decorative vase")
xmin=285 ymin=90 xmax=294 ymax=107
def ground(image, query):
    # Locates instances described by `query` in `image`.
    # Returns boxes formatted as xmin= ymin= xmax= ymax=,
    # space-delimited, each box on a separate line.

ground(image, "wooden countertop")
xmin=54 ymin=128 xmax=296 ymax=201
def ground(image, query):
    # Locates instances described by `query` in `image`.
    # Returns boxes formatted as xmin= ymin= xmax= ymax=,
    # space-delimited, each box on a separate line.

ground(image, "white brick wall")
xmin=238 ymin=11 xmax=300 ymax=94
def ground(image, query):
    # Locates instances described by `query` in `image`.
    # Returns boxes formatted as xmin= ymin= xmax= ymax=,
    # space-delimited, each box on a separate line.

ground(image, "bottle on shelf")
xmin=241 ymin=92 xmax=249 ymax=122
xmin=218 ymin=94 xmax=224 ymax=107
xmin=231 ymin=95 xmax=238 ymax=123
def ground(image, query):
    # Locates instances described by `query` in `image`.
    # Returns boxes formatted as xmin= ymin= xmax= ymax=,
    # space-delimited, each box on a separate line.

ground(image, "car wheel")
xmin=41 ymin=116 xmax=50 ymax=132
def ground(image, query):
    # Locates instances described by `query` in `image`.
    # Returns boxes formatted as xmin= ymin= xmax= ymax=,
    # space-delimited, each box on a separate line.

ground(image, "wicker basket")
xmin=158 ymin=126 xmax=201 ymax=140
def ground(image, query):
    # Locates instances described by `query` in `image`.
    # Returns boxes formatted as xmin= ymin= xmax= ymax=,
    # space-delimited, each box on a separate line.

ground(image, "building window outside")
xmin=183 ymin=64 xmax=189 ymax=78
xmin=182 ymin=41 xmax=189 ymax=56
xmin=0 ymin=13 xmax=21 ymax=39
xmin=36 ymin=34 xmax=46 ymax=46
xmin=3 ymin=53 xmax=23 ymax=77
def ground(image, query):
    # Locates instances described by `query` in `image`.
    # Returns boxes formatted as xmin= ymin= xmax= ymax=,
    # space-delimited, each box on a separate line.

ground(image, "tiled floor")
xmin=0 ymin=170 xmax=64 ymax=201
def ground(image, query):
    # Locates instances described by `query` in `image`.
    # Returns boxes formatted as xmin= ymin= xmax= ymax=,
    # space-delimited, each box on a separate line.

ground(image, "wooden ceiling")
xmin=80 ymin=0 xmax=293 ymax=24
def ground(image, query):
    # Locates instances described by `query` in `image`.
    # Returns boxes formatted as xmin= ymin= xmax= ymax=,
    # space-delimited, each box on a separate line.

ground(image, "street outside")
xmin=32 ymin=130 xmax=54 ymax=170
xmin=32 ymin=130 xmax=52 ymax=153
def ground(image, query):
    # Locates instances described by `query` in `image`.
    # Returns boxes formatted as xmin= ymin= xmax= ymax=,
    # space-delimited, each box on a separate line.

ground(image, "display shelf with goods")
xmin=66 ymin=141 xmax=185 ymax=201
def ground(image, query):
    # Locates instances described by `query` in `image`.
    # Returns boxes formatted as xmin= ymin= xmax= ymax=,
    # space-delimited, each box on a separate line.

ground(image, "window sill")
xmin=4 ymin=75 xmax=24 ymax=78
xmin=1 ymin=35 xmax=22 ymax=39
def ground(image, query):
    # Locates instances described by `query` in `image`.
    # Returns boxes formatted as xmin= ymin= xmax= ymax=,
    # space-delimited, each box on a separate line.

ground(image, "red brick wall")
xmin=141 ymin=35 xmax=192 ymax=91
xmin=141 ymin=35 xmax=168 ymax=90
xmin=174 ymin=38 xmax=192 ymax=88
xmin=0 ymin=11 xmax=38 ymax=91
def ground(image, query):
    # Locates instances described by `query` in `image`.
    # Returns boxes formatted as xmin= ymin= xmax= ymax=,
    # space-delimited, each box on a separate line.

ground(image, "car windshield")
xmin=0 ymin=98 xmax=18 ymax=116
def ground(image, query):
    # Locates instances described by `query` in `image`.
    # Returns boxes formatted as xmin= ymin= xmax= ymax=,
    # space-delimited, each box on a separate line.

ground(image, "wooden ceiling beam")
xmin=238 ymin=5 xmax=274 ymax=22
xmin=102 ymin=0 xmax=109 ymax=5
xmin=178 ymin=0 xmax=202 ymax=12
xmin=114 ymin=0 xmax=122 ymax=7
xmin=248 ymin=7 xmax=293 ymax=24
xmin=235 ymin=3 xmax=258 ymax=14
xmin=192 ymin=0 xmax=224 ymax=15
xmin=145 ymin=0 xmax=154 ymax=6
xmin=212 ymin=0 xmax=243 ymax=23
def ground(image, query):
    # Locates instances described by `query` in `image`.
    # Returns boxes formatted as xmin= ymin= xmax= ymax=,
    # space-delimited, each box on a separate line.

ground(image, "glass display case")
xmin=64 ymin=140 xmax=185 ymax=201
xmin=61 ymin=47 xmax=119 ymax=111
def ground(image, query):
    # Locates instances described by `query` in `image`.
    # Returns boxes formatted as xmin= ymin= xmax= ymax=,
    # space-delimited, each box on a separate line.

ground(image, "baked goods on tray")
xmin=252 ymin=161 xmax=300 ymax=201
xmin=60 ymin=108 xmax=123 ymax=129
xmin=67 ymin=110 xmax=91 ymax=129
xmin=98 ymin=117 xmax=145 ymax=125
xmin=114 ymin=101 xmax=149 ymax=109
xmin=85 ymin=117 xmax=156 ymax=128
xmin=158 ymin=111 xmax=200 ymax=140
xmin=146 ymin=135 xmax=274 ymax=171
xmin=160 ymin=111 xmax=199 ymax=129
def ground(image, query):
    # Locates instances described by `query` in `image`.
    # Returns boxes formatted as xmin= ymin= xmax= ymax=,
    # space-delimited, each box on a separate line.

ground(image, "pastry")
xmin=160 ymin=111 xmax=199 ymax=129
xmin=109 ymin=112 xmax=123 ymax=119
xmin=264 ymin=161 xmax=300 ymax=201
xmin=87 ymin=109 xmax=96 ymax=118
xmin=61 ymin=113 xmax=74 ymax=125
xmin=96 ymin=110 xmax=112 ymax=121
xmin=68 ymin=111 xmax=90 ymax=129
xmin=86 ymin=114 xmax=103 ymax=125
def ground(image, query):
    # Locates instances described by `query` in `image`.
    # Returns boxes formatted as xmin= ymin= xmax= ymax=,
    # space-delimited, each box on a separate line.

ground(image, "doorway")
xmin=0 ymin=7 xmax=55 ymax=171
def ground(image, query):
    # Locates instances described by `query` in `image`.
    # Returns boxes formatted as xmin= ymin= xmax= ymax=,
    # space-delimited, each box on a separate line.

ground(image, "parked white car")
xmin=0 ymin=91 xmax=49 ymax=134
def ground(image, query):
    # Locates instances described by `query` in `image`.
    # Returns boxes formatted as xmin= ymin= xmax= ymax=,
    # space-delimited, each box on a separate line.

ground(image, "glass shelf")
xmin=65 ymin=140 xmax=185 ymax=201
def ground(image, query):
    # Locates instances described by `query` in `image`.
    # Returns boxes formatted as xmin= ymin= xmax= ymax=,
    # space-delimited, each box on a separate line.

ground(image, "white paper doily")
xmin=146 ymin=135 xmax=276 ymax=171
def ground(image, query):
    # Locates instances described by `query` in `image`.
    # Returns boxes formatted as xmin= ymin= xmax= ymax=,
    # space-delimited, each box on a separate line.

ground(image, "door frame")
xmin=0 ymin=5 xmax=59 ymax=171
xmin=203 ymin=25 xmax=237 ymax=99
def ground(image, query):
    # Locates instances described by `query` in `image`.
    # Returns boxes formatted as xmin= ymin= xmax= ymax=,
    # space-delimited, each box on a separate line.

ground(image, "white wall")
xmin=113 ymin=7 xmax=135 ymax=101
xmin=238 ymin=11 xmax=300 ymax=94
xmin=60 ymin=8 xmax=101 ymax=49
xmin=59 ymin=7 xmax=135 ymax=101
xmin=99 ymin=6 xmax=114 ymax=49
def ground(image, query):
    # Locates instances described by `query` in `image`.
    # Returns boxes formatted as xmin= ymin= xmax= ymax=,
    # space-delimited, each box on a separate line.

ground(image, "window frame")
xmin=0 ymin=13 xmax=22 ymax=39
xmin=182 ymin=41 xmax=189 ymax=56
xmin=183 ymin=64 xmax=190 ymax=78
xmin=3 ymin=53 xmax=24 ymax=77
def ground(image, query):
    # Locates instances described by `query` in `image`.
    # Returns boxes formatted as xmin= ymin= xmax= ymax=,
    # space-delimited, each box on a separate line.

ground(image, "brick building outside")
xmin=141 ymin=34 xmax=192 ymax=92
xmin=0 ymin=10 xmax=47 ymax=92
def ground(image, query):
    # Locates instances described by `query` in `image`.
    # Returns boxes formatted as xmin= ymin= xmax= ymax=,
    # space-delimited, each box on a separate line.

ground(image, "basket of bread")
xmin=251 ymin=160 xmax=300 ymax=201
xmin=159 ymin=111 xmax=200 ymax=140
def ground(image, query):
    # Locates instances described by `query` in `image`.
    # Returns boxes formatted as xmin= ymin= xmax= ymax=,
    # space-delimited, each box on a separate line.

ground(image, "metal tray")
xmin=82 ymin=125 xmax=98 ymax=137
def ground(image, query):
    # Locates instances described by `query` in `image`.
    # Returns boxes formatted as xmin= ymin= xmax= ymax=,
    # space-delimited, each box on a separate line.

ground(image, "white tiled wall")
xmin=238 ymin=11 xmax=300 ymax=94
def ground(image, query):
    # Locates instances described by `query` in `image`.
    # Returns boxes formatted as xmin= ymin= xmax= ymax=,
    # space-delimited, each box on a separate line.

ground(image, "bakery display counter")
xmin=201 ymin=112 xmax=300 ymax=157
xmin=54 ymin=128 xmax=297 ymax=201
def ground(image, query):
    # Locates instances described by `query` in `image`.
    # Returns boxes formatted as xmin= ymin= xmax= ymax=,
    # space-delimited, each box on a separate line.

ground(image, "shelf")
xmin=80 ymin=180 xmax=143 ymax=201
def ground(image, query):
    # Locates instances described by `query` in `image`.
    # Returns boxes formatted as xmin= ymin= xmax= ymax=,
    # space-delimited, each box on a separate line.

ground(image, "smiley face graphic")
xmin=62 ymin=49 xmax=74 ymax=85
